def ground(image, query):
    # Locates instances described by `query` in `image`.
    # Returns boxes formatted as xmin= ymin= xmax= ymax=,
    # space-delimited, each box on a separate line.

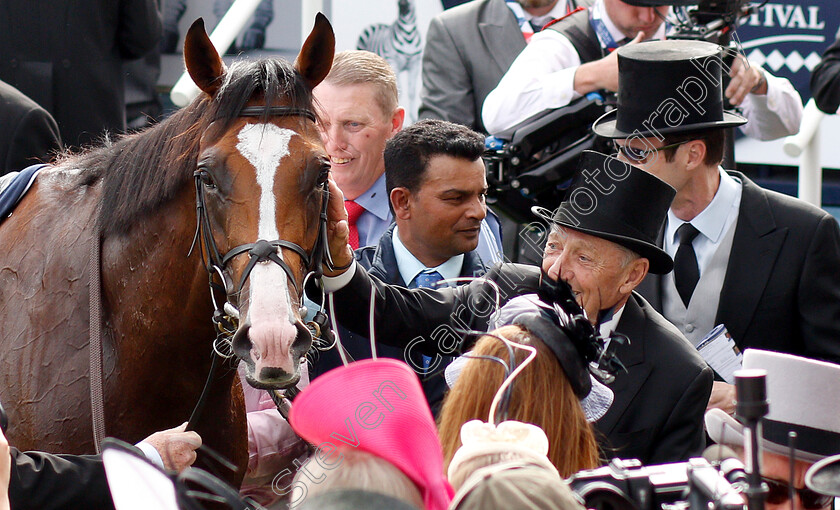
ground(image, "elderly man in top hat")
xmin=318 ymin=150 xmax=713 ymax=464
xmin=482 ymin=0 xmax=802 ymax=141
xmin=592 ymin=39 xmax=840 ymax=416
xmin=705 ymin=349 xmax=840 ymax=510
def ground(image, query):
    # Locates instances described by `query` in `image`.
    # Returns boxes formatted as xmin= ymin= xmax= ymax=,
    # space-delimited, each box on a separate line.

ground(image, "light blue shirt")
xmin=664 ymin=169 xmax=743 ymax=277
xmin=354 ymin=173 xmax=393 ymax=249
xmin=392 ymin=225 xmax=464 ymax=286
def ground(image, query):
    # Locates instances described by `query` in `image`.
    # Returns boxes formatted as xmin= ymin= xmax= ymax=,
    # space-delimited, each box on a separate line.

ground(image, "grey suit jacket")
xmin=419 ymin=0 xmax=526 ymax=133
xmin=637 ymin=171 xmax=840 ymax=364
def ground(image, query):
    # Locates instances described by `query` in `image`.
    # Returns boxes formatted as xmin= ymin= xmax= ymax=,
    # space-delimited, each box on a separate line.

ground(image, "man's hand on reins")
xmin=142 ymin=422 xmax=202 ymax=473
xmin=325 ymin=177 xmax=354 ymax=277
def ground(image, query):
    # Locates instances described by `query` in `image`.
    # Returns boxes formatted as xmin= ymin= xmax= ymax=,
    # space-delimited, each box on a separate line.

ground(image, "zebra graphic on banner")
xmin=357 ymin=0 xmax=423 ymax=123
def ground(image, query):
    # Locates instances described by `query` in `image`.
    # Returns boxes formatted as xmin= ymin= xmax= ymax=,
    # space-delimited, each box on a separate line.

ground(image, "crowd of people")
xmin=2 ymin=1 xmax=840 ymax=509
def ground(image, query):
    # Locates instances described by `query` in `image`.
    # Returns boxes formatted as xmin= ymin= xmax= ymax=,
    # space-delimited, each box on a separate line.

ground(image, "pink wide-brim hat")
xmin=289 ymin=358 xmax=454 ymax=510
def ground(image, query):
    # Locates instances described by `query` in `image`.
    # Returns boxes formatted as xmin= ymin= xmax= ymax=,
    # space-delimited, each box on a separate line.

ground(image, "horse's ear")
xmin=184 ymin=18 xmax=226 ymax=98
xmin=294 ymin=13 xmax=335 ymax=90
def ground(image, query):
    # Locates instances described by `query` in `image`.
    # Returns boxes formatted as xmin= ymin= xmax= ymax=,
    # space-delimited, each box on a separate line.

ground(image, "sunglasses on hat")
xmin=763 ymin=476 xmax=834 ymax=509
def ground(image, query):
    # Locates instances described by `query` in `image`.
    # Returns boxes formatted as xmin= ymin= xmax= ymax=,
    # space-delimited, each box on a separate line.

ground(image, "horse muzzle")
xmin=232 ymin=319 xmax=312 ymax=389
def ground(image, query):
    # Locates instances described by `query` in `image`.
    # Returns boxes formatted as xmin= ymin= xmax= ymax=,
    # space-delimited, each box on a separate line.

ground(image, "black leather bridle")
xmin=186 ymin=105 xmax=346 ymax=429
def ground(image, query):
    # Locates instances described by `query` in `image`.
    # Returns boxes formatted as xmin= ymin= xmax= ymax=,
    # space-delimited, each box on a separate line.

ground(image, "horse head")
xmin=184 ymin=15 xmax=335 ymax=389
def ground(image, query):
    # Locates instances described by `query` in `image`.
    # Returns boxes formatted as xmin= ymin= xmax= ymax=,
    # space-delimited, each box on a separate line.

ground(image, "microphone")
xmin=703 ymin=445 xmax=749 ymax=490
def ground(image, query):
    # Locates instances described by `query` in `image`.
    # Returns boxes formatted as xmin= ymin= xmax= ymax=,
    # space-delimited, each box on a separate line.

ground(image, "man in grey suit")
xmin=419 ymin=0 xmax=578 ymax=133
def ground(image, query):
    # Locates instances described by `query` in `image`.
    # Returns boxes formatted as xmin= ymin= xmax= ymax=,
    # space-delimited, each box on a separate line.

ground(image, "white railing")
xmin=783 ymin=99 xmax=826 ymax=207
xmin=170 ymin=0 xmax=325 ymax=107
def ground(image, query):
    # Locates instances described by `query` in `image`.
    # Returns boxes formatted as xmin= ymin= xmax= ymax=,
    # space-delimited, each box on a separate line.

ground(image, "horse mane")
xmin=63 ymin=58 xmax=315 ymax=236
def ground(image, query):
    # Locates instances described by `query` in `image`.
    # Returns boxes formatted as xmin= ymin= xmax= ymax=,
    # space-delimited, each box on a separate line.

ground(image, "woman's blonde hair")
xmin=438 ymin=325 xmax=600 ymax=477
xmin=292 ymin=447 xmax=423 ymax=509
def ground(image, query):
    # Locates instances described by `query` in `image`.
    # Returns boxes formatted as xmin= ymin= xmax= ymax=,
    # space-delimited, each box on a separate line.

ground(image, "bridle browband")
xmin=186 ymin=104 xmax=346 ymax=430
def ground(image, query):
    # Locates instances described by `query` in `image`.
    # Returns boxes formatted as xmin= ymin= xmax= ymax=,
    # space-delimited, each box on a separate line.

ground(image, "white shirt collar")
xmin=593 ymin=0 xmax=667 ymax=45
xmin=521 ymin=0 xmax=569 ymax=22
xmin=666 ymin=168 xmax=740 ymax=245
xmin=392 ymin=225 xmax=464 ymax=286
xmin=598 ymin=303 xmax=626 ymax=337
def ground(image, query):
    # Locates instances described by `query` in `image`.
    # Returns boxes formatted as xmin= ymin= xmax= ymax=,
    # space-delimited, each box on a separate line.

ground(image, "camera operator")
xmin=318 ymin=151 xmax=713 ymax=465
xmin=705 ymin=349 xmax=840 ymax=510
xmin=482 ymin=0 xmax=802 ymax=142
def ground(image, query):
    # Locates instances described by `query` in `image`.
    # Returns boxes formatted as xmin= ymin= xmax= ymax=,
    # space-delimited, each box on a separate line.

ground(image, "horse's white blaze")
xmin=236 ymin=123 xmax=299 ymax=373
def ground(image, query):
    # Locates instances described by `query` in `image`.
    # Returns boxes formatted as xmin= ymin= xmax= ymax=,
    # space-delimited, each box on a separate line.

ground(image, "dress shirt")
xmin=598 ymin=303 xmax=625 ymax=338
xmin=392 ymin=225 xmax=465 ymax=286
xmin=664 ymin=169 xmax=742 ymax=277
xmin=520 ymin=1 xmax=571 ymax=29
xmin=353 ymin=172 xmax=393 ymax=249
xmin=482 ymin=0 xmax=802 ymax=140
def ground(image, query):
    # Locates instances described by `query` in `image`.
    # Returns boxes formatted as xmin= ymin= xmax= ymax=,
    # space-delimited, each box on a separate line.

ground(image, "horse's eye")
xmin=198 ymin=170 xmax=216 ymax=189
xmin=316 ymin=161 xmax=330 ymax=185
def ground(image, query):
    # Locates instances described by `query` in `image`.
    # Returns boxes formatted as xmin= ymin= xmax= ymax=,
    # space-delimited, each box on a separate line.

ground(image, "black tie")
xmin=674 ymin=223 xmax=700 ymax=307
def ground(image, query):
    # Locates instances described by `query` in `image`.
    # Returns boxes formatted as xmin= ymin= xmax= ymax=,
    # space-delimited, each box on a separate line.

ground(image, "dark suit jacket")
xmin=9 ymin=448 xmax=114 ymax=510
xmin=598 ymin=293 xmax=713 ymax=464
xmin=637 ymin=172 xmax=840 ymax=364
xmin=0 ymin=0 xmax=161 ymax=148
xmin=328 ymin=262 xmax=712 ymax=464
xmin=419 ymin=0 xmax=527 ymax=133
xmin=811 ymin=36 xmax=840 ymax=114
xmin=0 ymin=79 xmax=62 ymax=176
xmin=312 ymin=224 xmax=488 ymax=415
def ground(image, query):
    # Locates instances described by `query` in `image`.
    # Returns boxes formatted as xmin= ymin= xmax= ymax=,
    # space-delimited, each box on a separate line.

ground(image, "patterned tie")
xmin=411 ymin=270 xmax=444 ymax=289
xmin=674 ymin=223 xmax=701 ymax=307
xmin=411 ymin=270 xmax=445 ymax=371
xmin=344 ymin=200 xmax=364 ymax=250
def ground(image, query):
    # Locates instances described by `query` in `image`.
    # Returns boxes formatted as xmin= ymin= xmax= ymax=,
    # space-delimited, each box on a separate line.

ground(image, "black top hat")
xmin=592 ymin=40 xmax=747 ymax=139
xmin=535 ymin=151 xmax=676 ymax=274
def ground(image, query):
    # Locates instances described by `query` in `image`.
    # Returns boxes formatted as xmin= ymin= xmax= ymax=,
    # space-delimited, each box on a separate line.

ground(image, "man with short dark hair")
xmin=312 ymin=119 xmax=490 ymax=414
xmin=482 ymin=0 xmax=802 ymax=141
xmin=595 ymin=40 xmax=840 ymax=414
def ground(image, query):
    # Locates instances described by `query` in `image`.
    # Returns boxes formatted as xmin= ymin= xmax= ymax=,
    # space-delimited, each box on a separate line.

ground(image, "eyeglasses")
xmin=613 ymin=140 xmax=691 ymax=164
xmin=763 ymin=476 xmax=834 ymax=509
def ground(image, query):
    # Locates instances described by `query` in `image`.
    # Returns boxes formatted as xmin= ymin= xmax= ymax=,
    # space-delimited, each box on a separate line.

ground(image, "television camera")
xmin=568 ymin=456 xmax=747 ymax=510
xmin=483 ymin=0 xmax=762 ymax=223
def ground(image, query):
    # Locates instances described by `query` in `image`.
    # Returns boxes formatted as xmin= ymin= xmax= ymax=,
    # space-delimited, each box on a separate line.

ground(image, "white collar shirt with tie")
xmin=664 ymin=168 xmax=743 ymax=277
xmin=392 ymin=225 xmax=464 ymax=287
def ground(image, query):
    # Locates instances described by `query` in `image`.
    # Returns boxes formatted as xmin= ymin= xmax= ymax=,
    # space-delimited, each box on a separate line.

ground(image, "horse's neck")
xmin=100 ymin=184 xmax=214 ymax=359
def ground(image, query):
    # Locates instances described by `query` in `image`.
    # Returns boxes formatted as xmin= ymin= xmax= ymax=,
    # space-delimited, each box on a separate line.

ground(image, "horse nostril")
xmin=292 ymin=321 xmax=313 ymax=357
xmin=232 ymin=323 xmax=253 ymax=361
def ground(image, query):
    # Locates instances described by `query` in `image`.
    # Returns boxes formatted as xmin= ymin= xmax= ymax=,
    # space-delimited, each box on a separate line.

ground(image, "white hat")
xmin=705 ymin=349 xmax=840 ymax=462
xmin=447 ymin=420 xmax=559 ymax=483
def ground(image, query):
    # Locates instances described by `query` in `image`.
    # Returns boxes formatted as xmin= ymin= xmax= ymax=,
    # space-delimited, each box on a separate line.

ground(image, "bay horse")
xmin=0 ymin=15 xmax=335 ymax=482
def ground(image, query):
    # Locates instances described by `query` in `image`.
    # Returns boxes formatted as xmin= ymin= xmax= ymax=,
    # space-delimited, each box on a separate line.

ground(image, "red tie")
xmin=344 ymin=200 xmax=364 ymax=250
